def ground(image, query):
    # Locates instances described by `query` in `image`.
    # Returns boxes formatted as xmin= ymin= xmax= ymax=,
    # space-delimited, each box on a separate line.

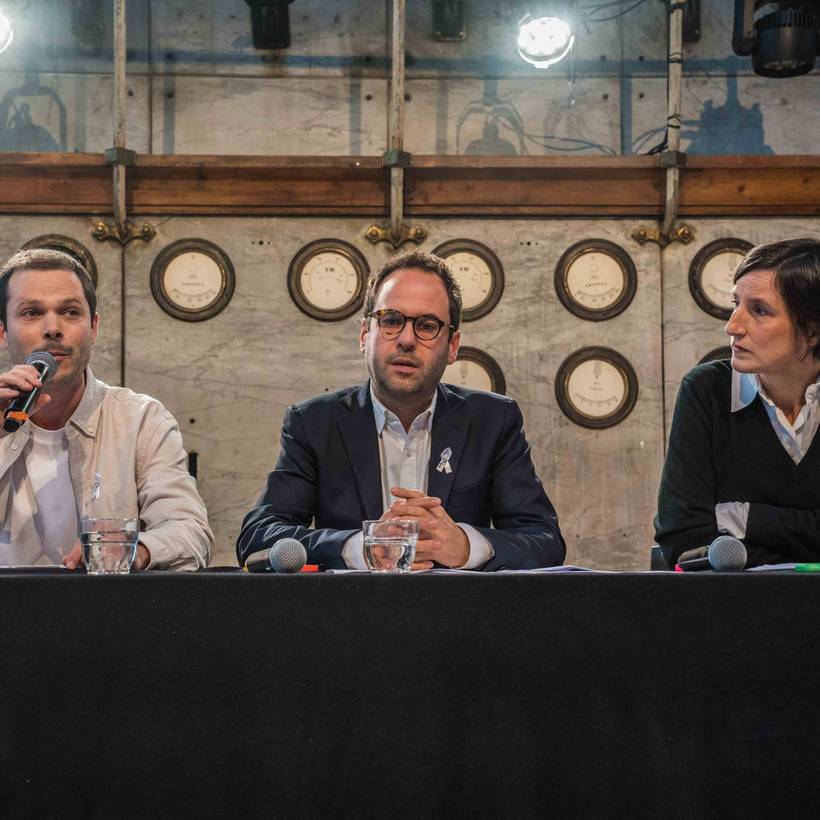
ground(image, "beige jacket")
xmin=0 ymin=370 xmax=213 ymax=570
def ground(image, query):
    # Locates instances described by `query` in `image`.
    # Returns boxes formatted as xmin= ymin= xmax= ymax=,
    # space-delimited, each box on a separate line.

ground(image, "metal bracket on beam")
xmin=90 ymin=218 xmax=156 ymax=246
xmin=365 ymin=222 xmax=427 ymax=249
xmin=104 ymin=147 xmax=137 ymax=166
xmin=631 ymin=223 xmax=695 ymax=248
xmin=658 ymin=150 xmax=687 ymax=169
xmin=382 ymin=149 xmax=412 ymax=168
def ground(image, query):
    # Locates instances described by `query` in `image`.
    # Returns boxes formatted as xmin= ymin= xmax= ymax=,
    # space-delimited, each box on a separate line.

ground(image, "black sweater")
xmin=654 ymin=360 xmax=820 ymax=568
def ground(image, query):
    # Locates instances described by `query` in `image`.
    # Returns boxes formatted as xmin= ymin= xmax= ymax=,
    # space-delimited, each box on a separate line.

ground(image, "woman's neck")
xmin=758 ymin=361 xmax=820 ymax=425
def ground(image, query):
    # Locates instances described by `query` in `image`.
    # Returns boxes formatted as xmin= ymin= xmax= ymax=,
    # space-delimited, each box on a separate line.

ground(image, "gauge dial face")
xmin=565 ymin=250 xmax=626 ymax=310
xmin=299 ymin=252 xmax=361 ymax=311
xmin=288 ymin=240 xmax=368 ymax=321
xmin=555 ymin=346 xmax=638 ymax=428
xmin=566 ymin=358 xmax=627 ymax=418
xmin=688 ymin=238 xmax=753 ymax=320
xmin=699 ymin=250 xmax=745 ymax=311
xmin=448 ymin=251 xmax=494 ymax=311
xmin=555 ymin=240 xmax=637 ymax=322
xmin=443 ymin=347 xmax=505 ymax=394
xmin=432 ymin=240 xmax=504 ymax=321
xmin=163 ymin=251 xmax=225 ymax=311
xmin=444 ymin=358 xmax=494 ymax=392
xmin=151 ymin=239 xmax=235 ymax=322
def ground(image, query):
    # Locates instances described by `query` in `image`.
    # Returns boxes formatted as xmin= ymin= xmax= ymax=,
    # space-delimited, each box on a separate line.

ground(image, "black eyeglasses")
xmin=366 ymin=309 xmax=453 ymax=341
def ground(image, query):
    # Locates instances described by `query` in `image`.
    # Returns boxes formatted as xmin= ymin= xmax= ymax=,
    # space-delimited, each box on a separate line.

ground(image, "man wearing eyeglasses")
xmin=237 ymin=251 xmax=564 ymax=571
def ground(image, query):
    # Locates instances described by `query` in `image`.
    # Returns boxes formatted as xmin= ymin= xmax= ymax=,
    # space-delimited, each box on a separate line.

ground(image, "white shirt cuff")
xmin=341 ymin=530 xmax=368 ymax=570
xmin=715 ymin=501 xmax=750 ymax=539
xmin=457 ymin=524 xmax=494 ymax=570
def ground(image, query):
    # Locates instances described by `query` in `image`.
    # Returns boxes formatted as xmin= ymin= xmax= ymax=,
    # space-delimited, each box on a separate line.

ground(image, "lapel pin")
xmin=436 ymin=447 xmax=453 ymax=474
xmin=91 ymin=473 xmax=102 ymax=501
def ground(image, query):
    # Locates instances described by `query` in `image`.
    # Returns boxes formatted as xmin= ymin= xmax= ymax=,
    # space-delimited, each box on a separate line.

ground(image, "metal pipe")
xmin=113 ymin=0 xmax=127 ymax=227
xmin=662 ymin=1 xmax=684 ymax=238
xmin=389 ymin=0 xmax=405 ymax=240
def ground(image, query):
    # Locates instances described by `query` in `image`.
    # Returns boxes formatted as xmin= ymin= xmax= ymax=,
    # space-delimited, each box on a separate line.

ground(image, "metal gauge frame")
xmin=23 ymin=234 xmax=98 ymax=288
xmin=447 ymin=346 xmax=506 ymax=395
xmin=287 ymin=239 xmax=369 ymax=322
xmin=688 ymin=238 xmax=753 ymax=320
xmin=150 ymin=238 xmax=236 ymax=322
xmin=555 ymin=346 xmax=638 ymax=429
xmin=432 ymin=239 xmax=505 ymax=322
xmin=554 ymin=239 xmax=637 ymax=322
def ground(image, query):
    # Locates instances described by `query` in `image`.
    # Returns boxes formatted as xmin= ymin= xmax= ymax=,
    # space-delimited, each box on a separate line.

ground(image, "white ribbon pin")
xmin=91 ymin=473 xmax=102 ymax=501
xmin=436 ymin=447 xmax=453 ymax=474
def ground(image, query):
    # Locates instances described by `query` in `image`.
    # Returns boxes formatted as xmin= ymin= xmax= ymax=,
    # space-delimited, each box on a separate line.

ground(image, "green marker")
xmin=794 ymin=564 xmax=820 ymax=572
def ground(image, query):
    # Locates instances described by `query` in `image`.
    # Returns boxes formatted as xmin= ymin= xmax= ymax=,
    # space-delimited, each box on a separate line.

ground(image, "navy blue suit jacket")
xmin=237 ymin=382 xmax=565 ymax=570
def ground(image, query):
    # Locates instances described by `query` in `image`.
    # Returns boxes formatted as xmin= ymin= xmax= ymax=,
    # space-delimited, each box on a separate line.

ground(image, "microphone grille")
xmin=709 ymin=535 xmax=747 ymax=571
xmin=269 ymin=538 xmax=307 ymax=573
xmin=26 ymin=351 xmax=58 ymax=377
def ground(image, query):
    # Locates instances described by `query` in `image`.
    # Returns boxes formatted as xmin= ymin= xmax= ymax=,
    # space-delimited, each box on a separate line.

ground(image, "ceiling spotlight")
xmin=733 ymin=0 xmax=819 ymax=78
xmin=517 ymin=12 xmax=575 ymax=69
xmin=245 ymin=0 xmax=296 ymax=50
xmin=0 ymin=6 xmax=14 ymax=55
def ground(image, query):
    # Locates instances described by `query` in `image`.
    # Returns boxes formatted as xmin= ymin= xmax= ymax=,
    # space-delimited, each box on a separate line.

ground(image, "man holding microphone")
xmin=0 ymin=247 xmax=212 ymax=570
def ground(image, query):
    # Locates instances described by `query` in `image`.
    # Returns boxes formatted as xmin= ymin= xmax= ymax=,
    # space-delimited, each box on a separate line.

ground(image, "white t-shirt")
xmin=0 ymin=423 xmax=79 ymax=565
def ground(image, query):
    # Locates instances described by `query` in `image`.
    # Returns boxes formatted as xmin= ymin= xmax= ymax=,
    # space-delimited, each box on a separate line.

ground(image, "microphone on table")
xmin=3 ymin=351 xmax=59 ymax=433
xmin=676 ymin=535 xmax=747 ymax=572
xmin=244 ymin=538 xmax=307 ymax=573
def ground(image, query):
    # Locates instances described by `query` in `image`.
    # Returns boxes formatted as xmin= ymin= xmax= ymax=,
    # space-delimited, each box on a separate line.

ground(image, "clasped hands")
xmin=380 ymin=487 xmax=469 ymax=571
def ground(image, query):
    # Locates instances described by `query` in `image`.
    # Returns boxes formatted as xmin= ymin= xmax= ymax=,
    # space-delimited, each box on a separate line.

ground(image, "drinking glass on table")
xmin=363 ymin=519 xmax=419 ymax=573
xmin=81 ymin=518 xmax=139 ymax=574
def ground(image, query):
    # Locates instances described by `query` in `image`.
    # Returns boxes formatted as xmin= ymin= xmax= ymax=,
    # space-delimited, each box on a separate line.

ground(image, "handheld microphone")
xmin=676 ymin=535 xmax=747 ymax=572
xmin=3 ymin=351 xmax=58 ymax=432
xmin=244 ymin=538 xmax=307 ymax=573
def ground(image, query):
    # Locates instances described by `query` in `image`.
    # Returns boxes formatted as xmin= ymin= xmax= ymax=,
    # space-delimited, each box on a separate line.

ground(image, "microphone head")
xmin=269 ymin=538 xmax=307 ymax=573
xmin=26 ymin=350 xmax=58 ymax=379
xmin=708 ymin=535 xmax=747 ymax=571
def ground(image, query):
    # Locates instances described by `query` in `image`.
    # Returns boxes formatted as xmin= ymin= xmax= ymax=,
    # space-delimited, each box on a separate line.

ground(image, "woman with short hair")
xmin=655 ymin=238 xmax=820 ymax=569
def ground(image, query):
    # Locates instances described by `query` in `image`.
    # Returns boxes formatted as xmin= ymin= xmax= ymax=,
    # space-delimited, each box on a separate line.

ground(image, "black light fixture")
xmin=733 ymin=0 xmax=819 ymax=78
xmin=433 ymin=0 xmax=466 ymax=42
xmin=245 ymin=0 xmax=296 ymax=50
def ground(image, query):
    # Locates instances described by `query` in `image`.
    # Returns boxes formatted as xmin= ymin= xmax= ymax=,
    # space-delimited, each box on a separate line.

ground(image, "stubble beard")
xmin=367 ymin=347 xmax=449 ymax=409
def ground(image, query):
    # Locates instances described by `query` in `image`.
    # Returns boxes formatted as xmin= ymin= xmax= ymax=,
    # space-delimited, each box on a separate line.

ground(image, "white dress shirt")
xmin=341 ymin=388 xmax=493 ymax=570
xmin=716 ymin=370 xmax=820 ymax=538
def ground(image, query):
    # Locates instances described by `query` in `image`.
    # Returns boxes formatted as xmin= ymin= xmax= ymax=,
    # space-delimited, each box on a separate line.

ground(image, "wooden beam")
xmin=0 ymin=153 xmax=817 ymax=217
xmin=678 ymin=156 xmax=820 ymax=215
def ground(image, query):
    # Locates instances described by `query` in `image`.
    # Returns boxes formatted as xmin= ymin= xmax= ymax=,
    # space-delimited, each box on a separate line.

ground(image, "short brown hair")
xmin=734 ymin=238 xmax=820 ymax=360
xmin=0 ymin=247 xmax=97 ymax=326
xmin=364 ymin=251 xmax=462 ymax=333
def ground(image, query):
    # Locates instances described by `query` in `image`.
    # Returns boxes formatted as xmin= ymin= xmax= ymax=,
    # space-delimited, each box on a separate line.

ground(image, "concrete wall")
xmin=0 ymin=1 xmax=818 ymax=567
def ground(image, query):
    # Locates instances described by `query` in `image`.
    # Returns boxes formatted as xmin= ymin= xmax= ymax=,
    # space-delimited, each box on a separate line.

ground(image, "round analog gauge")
xmin=443 ymin=347 xmax=506 ymax=394
xmin=689 ymin=238 xmax=753 ymax=320
xmin=555 ymin=240 xmax=637 ymax=321
xmin=151 ymin=239 xmax=235 ymax=322
xmin=555 ymin=347 xmax=638 ymax=429
xmin=288 ymin=239 xmax=368 ymax=321
xmin=432 ymin=239 xmax=504 ymax=321
xmin=22 ymin=234 xmax=98 ymax=287
xmin=698 ymin=346 xmax=732 ymax=365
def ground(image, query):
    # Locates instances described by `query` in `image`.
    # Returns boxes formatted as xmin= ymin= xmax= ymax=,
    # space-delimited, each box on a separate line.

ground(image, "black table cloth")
xmin=0 ymin=571 xmax=817 ymax=818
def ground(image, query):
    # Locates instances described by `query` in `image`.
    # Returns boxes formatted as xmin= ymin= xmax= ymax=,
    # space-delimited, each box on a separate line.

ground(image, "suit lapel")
xmin=428 ymin=384 xmax=469 ymax=509
xmin=337 ymin=384 xmax=384 ymax=520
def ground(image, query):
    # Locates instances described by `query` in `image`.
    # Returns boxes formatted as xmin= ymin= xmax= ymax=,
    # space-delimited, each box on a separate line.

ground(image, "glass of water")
xmin=363 ymin=519 xmax=419 ymax=573
xmin=81 ymin=518 xmax=139 ymax=575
